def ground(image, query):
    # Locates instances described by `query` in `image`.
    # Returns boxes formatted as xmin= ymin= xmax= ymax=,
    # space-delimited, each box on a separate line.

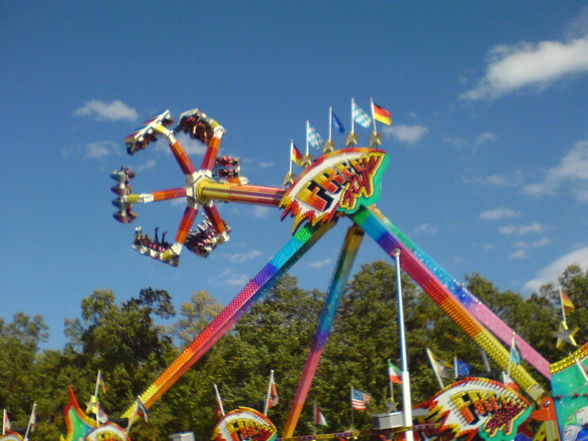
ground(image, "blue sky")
xmin=1 ymin=2 xmax=587 ymax=350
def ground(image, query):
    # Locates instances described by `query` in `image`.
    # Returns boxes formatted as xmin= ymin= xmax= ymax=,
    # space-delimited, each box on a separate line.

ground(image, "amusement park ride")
xmin=2 ymin=105 xmax=586 ymax=441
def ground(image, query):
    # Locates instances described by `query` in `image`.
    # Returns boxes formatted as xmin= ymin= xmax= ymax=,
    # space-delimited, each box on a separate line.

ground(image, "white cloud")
xmin=524 ymin=246 xmax=588 ymax=292
xmin=224 ymin=249 xmax=262 ymax=264
xmin=498 ymin=223 xmax=544 ymax=235
xmin=209 ymin=268 xmax=250 ymax=287
xmin=443 ymin=136 xmax=467 ymax=147
xmin=308 ymin=258 xmax=333 ymax=269
xmin=413 ymin=223 xmax=438 ymax=235
xmin=383 ymin=124 xmax=428 ymax=144
xmin=259 ymin=161 xmax=275 ymax=168
xmin=174 ymin=132 xmax=207 ymax=156
xmin=84 ymin=141 xmax=117 ymax=158
xmin=461 ymin=36 xmax=588 ymax=100
xmin=509 ymin=249 xmax=527 ymax=260
xmin=252 ymin=206 xmax=271 ymax=218
xmin=523 ymin=140 xmax=588 ymax=202
xmin=480 ymin=207 xmax=520 ymax=221
xmin=74 ymin=99 xmax=138 ymax=121
xmin=475 ymin=132 xmax=497 ymax=146
xmin=136 ymin=159 xmax=157 ymax=172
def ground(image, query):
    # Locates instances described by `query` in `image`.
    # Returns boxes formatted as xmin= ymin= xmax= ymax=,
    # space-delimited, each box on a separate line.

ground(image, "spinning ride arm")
xmin=122 ymin=221 xmax=335 ymax=418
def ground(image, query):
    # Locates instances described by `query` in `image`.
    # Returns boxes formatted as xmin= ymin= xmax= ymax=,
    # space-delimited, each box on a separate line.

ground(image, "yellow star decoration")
xmin=555 ymin=321 xmax=579 ymax=349
xmin=369 ymin=131 xmax=382 ymax=147
xmin=345 ymin=131 xmax=359 ymax=147
xmin=282 ymin=171 xmax=295 ymax=186
xmin=323 ymin=139 xmax=335 ymax=153
xmin=302 ymin=154 xmax=313 ymax=167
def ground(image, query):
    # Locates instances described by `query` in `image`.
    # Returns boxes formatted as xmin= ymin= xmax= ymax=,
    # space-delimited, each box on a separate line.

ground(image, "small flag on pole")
xmin=3 ymin=409 xmax=11 ymax=435
xmin=214 ymin=384 xmax=225 ymax=419
xmin=332 ymin=111 xmax=345 ymax=134
xmin=427 ymin=349 xmax=453 ymax=379
xmin=350 ymin=387 xmax=372 ymax=410
xmin=97 ymin=371 xmax=108 ymax=393
xmin=307 ymin=123 xmax=324 ymax=150
xmin=28 ymin=404 xmax=37 ymax=433
xmin=313 ymin=402 xmax=328 ymax=426
xmin=264 ymin=370 xmax=279 ymax=414
xmin=352 ymin=100 xmax=372 ymax=128
xmin=510 ymin=334 xmax=521 ymax=365
xmin=388 ymin=360 xmax=402 ymax=384
xmin=454 ymin=357 xmax=472 ymax=377
xmin=290 ymin=141 xmax=305 ymax=167
xmin=560 ymin=287 xmax=575 ymax=314
xmin=135 ymin=397 xmax=149 ymax=423
xmin=372 ymin=101 xmax=392 ymax=126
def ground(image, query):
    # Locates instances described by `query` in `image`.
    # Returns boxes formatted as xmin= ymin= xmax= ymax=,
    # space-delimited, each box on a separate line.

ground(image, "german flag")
xmin=372 ymin=101 xmax=392 ymax=125
xmin=290 ymin=142 xmax=305 ymax=167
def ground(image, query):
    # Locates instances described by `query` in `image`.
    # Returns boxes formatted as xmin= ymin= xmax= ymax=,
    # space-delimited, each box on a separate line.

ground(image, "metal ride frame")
xmin=112 ymin=108 xmax=549 ymax=436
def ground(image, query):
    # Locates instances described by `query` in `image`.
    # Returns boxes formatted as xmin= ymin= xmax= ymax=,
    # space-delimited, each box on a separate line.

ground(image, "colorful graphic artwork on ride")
xmin=211 ymin=407 xmax=277 ymax=441
xmin=62 ymin=386 xmax=97 ymax=441
xmin=550 ymin=342 xmax=588 ymax=441
xmin=85 ymin=423 xmax=130 ymax=441
xmin=280 ymin=148 xmax=388 ymax=232
xmin=416 ymin=377 xmax=532 ymax=441
xmin=0 ymin=433 xmax=22 ymax=441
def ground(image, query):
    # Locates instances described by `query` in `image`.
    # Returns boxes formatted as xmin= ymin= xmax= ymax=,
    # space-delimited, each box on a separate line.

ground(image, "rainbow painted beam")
xmin=282 ymin=225 xmax=365 ymax=438
xmin=122 ymin=220 xmax=335 ymax=418
xmin=351 ymin=206 xmax=544 ymax=401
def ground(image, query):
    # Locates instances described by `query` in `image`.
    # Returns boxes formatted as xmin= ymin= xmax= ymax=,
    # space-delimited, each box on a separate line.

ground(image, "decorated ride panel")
xmin=416 ymin=377 xmax=532 ymax=441
xmin=280 ymin=148 xmax=388 ymax=232
xmin=550 ymin=342 xmax=588 ymax=441
xmin=211 ymin=407 xmax=277 ymax=441
xmin=0 ymin=432 xmax=24 ymax=441
xmin=86 ymin=423 xmax=130 ymax=441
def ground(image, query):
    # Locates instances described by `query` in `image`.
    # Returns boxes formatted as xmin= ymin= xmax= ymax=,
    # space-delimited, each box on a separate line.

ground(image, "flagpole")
xmin=263 ymin=370 xmax=274 ymax=415
xmin=24 ymin=403 xmax=36 ymax=441
xmin=393 ymin=249 xmax=414 ymax=441
xmin=94 ymin=371 xmax=101 ymax=426
xmin=454 ymin=356 xmax=458 ymax=379
xmin=2 ymin=409 xmax=7 ymax=435
xmin=370 ymin=97 xmax=377 ymax=134
xmin=559 ymin=284 xmax=567 ymax=324
xmin=289 ymin=140 xmax=293 ymax=174
xmin=426 ymin=348 xmax=444 ymax=389
xmin=479 ymin=348 xmax=491 ymax=372
xmin=507 ymin=332 xmax=515 ymax=376
xmin=328 ymin=107 xmax=333 ymax=142
xmin=305 ymin=121 xmax=310 ymax=157
xmin=349 ymin=386 xmax=354 ymax=429
xmin=350 ymin=99 xmax=355 ymax=134
xmin=313 ymin=402 xmax=317 ymax=436
xmin=214 ymin=383 xmax=225 ymax=417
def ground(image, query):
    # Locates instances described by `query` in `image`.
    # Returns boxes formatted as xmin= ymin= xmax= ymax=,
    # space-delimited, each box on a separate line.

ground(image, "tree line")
xmin=1 ymin=261 xmax=586 ymax=441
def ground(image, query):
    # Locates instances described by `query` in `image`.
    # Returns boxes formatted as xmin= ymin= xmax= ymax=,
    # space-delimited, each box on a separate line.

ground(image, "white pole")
xmin=393 ymin=249 xmax=414 ymax=441
xmin=305 ymin=121 xmax=310 ymax=156
xmin=328 ymin=107 xmax=333 ymax=142
xmin=370 ymin=97 xmax=377 ymax=134
xmin=289 ymin=139 xmax=293 ymax=174
xmin=558 ymin=284 xmax=568 ymax=324
xmin=350 ymin=98 xmax=355 ymax=134
xmin=24 ymin=403 xmax=36 ymax=441
xmin=263 ymin=370 xmax=274 ymax=415
xmin=214 ymin=383 xmax=225 ymax=417
xmin=3 ymin=409 xmax=7 ymax=435
xmin=426 ymin=348 xmax=444 ymax=389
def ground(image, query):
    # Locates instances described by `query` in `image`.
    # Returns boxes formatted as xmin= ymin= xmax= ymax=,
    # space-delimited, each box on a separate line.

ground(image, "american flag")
xmin=351 ymin=388 xmax=372 ymax=410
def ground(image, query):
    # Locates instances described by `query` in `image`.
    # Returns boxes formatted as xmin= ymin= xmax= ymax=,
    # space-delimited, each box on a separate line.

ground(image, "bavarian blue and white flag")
xmin=307 ymin=123 xmax=324 ymax=150
xmin=352 ymin=101 xmax=372 ymax=128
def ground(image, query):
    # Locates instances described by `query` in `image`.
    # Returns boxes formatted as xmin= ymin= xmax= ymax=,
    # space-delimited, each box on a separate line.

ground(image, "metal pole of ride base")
xmin=393 ymin=249 xmax=414 ymax=441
